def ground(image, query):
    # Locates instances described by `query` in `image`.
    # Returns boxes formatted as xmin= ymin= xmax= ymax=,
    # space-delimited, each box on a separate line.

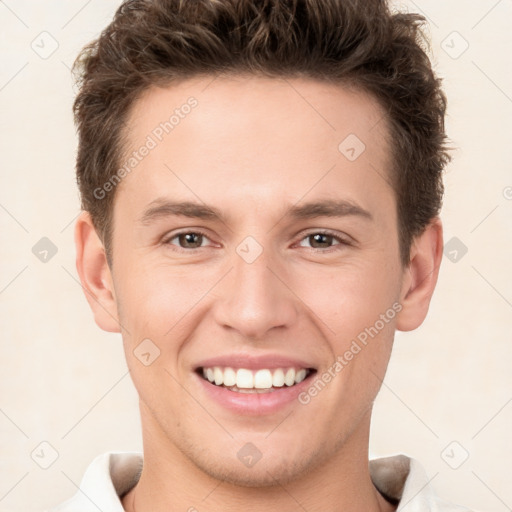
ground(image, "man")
xmin=52 ymin=0 xmax=472 ymax=510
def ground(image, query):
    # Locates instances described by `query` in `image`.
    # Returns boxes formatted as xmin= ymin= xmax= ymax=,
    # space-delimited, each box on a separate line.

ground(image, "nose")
xmin=212 ymin=245 xmax=298 ymax=340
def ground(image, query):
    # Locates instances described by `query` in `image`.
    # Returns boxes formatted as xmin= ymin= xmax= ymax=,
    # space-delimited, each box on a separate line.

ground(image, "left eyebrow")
xmin=285 ymin=199 xmax=373 ymax=221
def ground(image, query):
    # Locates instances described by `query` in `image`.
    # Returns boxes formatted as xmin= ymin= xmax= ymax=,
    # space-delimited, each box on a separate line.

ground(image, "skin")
xmin=75 ymin=75 xmax=443 ymax=512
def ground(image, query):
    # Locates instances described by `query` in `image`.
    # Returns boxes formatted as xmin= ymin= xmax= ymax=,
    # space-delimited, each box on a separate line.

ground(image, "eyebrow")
xmin=139 ymin=200 xmax=227 ymax=225
xmin=138 ymin=198 xmax=373 ymax=225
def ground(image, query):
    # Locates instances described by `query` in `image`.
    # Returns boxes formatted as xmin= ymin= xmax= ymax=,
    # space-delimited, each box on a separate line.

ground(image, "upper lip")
xmin=195 ymin=354 xmax=316 ymax=371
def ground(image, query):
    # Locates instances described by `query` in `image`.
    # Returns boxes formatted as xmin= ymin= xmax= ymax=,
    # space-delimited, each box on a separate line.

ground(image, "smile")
xmin=200 ymin=366 xmax=314 ymax=393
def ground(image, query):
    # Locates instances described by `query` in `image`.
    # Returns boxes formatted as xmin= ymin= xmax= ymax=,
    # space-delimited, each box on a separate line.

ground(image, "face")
xmin=101 ymin=76 xmax=408 ymax=485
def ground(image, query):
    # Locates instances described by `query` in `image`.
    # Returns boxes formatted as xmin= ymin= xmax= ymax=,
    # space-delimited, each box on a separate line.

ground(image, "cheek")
xmin=296 ymin=265 xmax=399 ymax=423
xmin=114 ymin=264 xmax=198 ymax=411
xmin=116 ymin=261 xmax=207 ymax=339
xmin=288 ymin=257 xmax=402 ymax=344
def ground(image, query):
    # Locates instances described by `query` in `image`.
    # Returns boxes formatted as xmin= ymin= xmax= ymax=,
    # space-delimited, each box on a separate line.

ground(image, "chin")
xmin=198 ymin=459 xmax=306 ymax=488
xmin=180 ymin=438 xmax=326 ymax=489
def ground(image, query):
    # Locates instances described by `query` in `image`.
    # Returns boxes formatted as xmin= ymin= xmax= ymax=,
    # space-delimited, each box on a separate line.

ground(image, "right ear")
xmin=74 ymin=211 xmax=121 ymax=333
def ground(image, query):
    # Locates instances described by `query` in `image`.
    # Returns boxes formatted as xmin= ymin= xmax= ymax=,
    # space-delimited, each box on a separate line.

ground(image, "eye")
xmin=163 ymin=230 xmax=213 ymax=250
xmin=296 ymin=231 xmax=350 ymax=251
xmin=162 ymin=229 xmax=351 ymax=253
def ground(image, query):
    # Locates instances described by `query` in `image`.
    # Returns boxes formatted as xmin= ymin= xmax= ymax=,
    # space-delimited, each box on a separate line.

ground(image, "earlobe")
xmin=395 ymin=218 xmax=443 ymax=332
xmin=74 ymin=211 xmax=121 ymax=333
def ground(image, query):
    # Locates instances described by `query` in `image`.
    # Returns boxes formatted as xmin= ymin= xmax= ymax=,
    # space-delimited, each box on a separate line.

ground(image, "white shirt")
xmin=48 ymin=452 xmax=473 ymax=511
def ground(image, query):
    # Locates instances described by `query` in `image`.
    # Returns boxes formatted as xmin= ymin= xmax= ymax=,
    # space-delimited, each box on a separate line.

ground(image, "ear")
xmin=74 ymin=211 xmax=121 ymax=333
xmin=395 ymin=217 xmax=443 ymax=332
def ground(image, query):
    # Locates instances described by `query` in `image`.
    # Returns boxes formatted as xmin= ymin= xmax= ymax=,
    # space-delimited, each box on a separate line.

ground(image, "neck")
xmin=122 ymin=408 xmax=395 ymax=512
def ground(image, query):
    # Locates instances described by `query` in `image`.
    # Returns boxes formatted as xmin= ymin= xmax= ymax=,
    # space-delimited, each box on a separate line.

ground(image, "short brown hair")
xmin=73 ymin=0 xmax=450 ymax=266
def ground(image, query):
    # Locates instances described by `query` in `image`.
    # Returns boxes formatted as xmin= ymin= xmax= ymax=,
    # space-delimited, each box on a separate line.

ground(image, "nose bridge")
xmin=233 ymin=241 xmax=273 ymax=303
xmin=213 ymin=237 xmax=297 ymax=339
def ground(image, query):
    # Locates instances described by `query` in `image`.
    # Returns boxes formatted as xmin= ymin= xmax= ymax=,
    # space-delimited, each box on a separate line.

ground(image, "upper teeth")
xmin=202 ymin=367 xmax=309 ymax=389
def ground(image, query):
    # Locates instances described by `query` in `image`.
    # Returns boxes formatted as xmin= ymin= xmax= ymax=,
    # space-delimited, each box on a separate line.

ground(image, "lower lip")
xmin=195 ymin=372 xmax=315 ymax=415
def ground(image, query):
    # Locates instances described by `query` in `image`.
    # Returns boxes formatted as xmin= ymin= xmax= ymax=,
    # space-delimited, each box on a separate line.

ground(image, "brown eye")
xmin=298 ymin=232 xmax=343 ymax=250
xmin=165 ymin=231 xmax=210 ymax=250
xmin=177 ymin=232 xmax=203 ymax=248
xmin=308 ymin=233 xmax=335 ymax=248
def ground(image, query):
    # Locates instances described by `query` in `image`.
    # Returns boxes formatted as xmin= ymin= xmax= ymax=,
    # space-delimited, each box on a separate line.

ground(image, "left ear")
xmin=395 ymin=217 xmax=443 ymax=332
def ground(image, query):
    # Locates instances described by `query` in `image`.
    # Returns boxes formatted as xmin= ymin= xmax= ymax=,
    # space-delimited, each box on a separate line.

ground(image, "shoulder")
xmin=46 ymin=452 xmax=143 ymax=512
xmin=370 ymin=454 xmax=479 ymax=512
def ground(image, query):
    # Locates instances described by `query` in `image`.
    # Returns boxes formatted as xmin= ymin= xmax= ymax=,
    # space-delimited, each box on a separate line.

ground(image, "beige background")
xmin=1 ymin=1 xmax=511 ymax=511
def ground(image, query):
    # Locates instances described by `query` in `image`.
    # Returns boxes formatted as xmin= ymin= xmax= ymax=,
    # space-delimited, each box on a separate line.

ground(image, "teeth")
xmin=236 ymin=368 xmax=254 ymax=389
xmin=254 ymin=369 xmax=272 ymax=389
xmin=295 ymin=368 xmax=307 ymax=384
xmin=223 ymin=367 xmax=236 ymax=387
xmin=214 ymin=367 xmax=223 ymax=385
xmin=201 ymin=366 xmax=311 ymax=390
xmin=284 ymin=368 xmax=295 ymax=386
xmin=272 ymin=368 xmax=285 ymax=387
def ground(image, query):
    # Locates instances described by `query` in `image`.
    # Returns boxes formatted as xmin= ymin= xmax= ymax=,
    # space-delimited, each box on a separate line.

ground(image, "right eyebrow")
xmin=138 ymin=199 xmax=227 ymax=225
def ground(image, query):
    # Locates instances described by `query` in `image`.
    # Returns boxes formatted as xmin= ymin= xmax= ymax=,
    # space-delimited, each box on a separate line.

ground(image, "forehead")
xmin=117 ymin=75 xmax=393 ymax=217
xmin=126 ymin=74 xmax=389 ymax=152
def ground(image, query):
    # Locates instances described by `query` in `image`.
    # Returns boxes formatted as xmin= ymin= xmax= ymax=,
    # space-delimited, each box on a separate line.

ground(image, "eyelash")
xmin=162 ymin=229 xmax=351 ymax=254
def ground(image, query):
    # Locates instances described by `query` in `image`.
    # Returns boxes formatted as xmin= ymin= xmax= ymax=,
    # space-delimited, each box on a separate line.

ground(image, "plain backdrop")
xmin=0 ymin=1 xmax=511 ymax=511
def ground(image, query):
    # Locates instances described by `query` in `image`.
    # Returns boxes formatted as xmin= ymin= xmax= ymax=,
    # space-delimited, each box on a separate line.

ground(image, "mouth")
xmin=196 ymin=366 xmax=317 ymax=393
xmin=192 ymin=354 xmax=318 ymax=414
